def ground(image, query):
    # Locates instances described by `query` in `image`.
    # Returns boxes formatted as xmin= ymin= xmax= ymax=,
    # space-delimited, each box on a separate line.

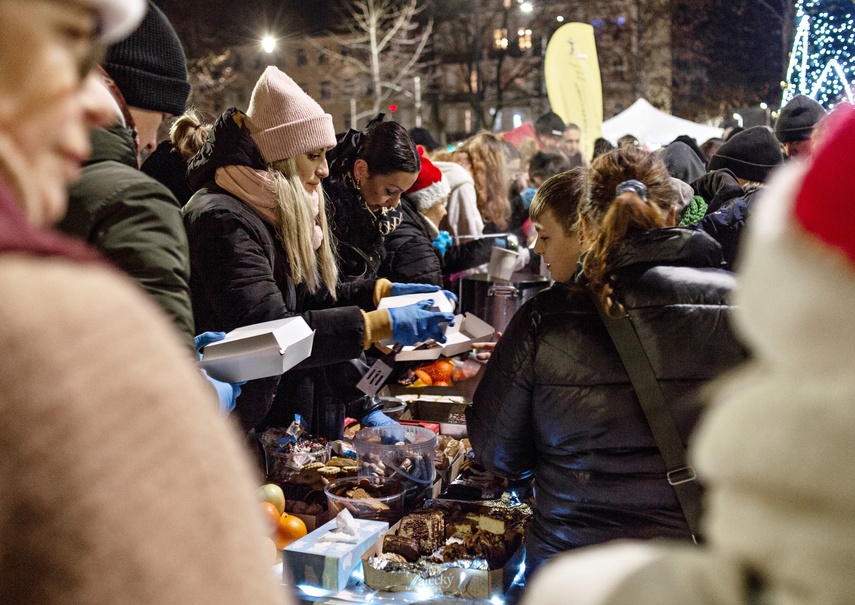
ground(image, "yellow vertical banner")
xmin=545 ymin=23 xmax=603 ymax=162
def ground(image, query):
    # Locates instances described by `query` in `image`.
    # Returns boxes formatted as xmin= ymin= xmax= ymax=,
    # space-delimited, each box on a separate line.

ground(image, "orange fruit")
xmin=420 ymin=359 xmax=454 ymax=384
xmin=261 ymin=501 xmax=281 ymax=532
xmin=413 ymin=369 xmax=433 ymax=386
xmin=276 ymin=513 xmax=308 ymax=548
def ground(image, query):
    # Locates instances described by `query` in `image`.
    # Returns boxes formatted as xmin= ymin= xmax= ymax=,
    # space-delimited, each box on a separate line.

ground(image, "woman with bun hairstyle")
xmin=184 ymin=67 xmax=453 ymax=437
xmin=141 ymin=107 xmax=213 ymax=206
xmin=0 ymin=1 xmax=290 ymax=603
xmin=467 ymin=145 xmax=746 ymax=581
xmin=324 ymin=115 xmax=421 ymax=281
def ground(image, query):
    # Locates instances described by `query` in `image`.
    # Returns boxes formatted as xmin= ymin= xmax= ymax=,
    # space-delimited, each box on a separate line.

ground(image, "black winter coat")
xmin=467 ymin=228 xmax=747 ymax=578
xmin=697 ymin=185 xmax=764 ymax=271
xmin=380 ymin=198 xmax=493 ymax=285
xmin=184 ymin=109 xmax=380 ymax=436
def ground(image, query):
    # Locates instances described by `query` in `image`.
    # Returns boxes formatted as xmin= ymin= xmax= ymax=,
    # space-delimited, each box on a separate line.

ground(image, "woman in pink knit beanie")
xmin=183 ymin=66 xmax=454 ymax=440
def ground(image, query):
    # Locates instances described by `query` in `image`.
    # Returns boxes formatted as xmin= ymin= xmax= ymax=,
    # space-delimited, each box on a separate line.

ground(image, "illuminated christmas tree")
xmin=783 ymin=0 xmax=855 ymax=106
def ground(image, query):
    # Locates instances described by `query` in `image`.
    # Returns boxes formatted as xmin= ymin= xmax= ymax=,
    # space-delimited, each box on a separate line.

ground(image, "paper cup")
xmin=488 ymin=246 xmax=519 ymax=281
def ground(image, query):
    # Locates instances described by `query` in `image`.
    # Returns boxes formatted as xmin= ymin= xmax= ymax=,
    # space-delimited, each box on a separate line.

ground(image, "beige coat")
xmin=0 ymin=254 xmax=290 ymax=604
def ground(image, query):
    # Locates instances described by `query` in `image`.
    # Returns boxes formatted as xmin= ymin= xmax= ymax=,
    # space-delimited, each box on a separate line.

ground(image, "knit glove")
xmin=388 ymin=300 xmax=455 ymax=345
xmin=390 ymin=281 xmax=458 ymax=305
xmin=431 ymin=230 xmax=453 ymax=257
xmin=194 ymin=331 xmax=244 ymax=416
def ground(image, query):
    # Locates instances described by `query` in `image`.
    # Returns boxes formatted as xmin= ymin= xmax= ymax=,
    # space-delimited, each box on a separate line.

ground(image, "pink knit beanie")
xmin=245 ymin=66 xmax=336 ymax=164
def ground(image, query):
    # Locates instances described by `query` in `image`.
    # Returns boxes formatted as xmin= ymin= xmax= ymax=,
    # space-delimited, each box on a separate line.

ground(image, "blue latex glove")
xmin=431 ymin=230 xmax=453 ymax=258
xmin=194 ymin=331 xmax=244 ymax=416
xmin=194 ymin=331 xmax=227 ymax=351
xmin=388 ymin=300 xmax=455 ymax=345
xmin=201 ymin=370 xmax=243 ymax=415
xmin=390 ymin=282 xmax=458 ymax=306
xmin=361 ymin=409 xmax=398 ymax=427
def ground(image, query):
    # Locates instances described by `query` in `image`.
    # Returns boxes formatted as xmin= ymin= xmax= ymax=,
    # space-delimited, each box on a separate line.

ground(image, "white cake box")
xmin=198 ymin=317 xmax=314 ymax=382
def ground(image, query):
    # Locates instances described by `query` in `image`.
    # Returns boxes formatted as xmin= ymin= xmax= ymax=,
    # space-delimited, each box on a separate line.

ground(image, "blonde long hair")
xmin=268 ymin=158 xmax=339 ymax=297
xmin=459 ymin=132 xmax=510 ymax=230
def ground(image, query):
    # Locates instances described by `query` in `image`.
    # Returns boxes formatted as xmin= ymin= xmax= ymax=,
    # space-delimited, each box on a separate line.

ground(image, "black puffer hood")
xmin=573 ymin=227 xmax=724 ymax=287
xmin=610 ymin=227 xmax=723 ymax=273
xmin=186 ymin=108 xmax=267 ymax=192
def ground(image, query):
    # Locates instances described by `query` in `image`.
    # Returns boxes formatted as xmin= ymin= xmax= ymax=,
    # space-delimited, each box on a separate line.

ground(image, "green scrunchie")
xmin=679 ymin=195 xmax=709 ymax=226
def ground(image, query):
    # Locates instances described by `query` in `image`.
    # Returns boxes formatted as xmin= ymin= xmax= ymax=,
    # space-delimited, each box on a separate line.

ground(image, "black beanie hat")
xmin=104 ymin=2 xmax=190 ymax=116
xmin=708 ymin=126 xmax=783 ymax=183
xmin=775 ymin=94 xmax=827 ymax=143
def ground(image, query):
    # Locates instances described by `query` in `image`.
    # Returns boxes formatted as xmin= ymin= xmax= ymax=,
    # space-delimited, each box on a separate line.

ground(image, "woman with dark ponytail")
xmin=323 ymin=116 xmax=421 ymax=281
xmin=467 ymin=146 xmax=747 ymax=581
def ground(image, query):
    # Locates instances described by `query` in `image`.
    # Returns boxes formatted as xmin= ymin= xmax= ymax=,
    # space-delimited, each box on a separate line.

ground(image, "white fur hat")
xmin=82 ymin=0 xmax=147 ymax=43
xmin=734 ymin=103 xmax=855 ymax=374
xmin=406 ymin=145 xmax=451 ymax=211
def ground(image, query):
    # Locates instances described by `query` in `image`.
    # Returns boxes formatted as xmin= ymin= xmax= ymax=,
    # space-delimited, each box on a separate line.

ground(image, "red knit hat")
xmin=406 ymin=146 xmax=451 ymax=211
xmin=793 ymin=103 xmax=855 ymax=265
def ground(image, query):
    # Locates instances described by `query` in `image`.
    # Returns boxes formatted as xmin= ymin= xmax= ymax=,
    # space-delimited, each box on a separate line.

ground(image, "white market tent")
xmin=600 ymin=98 xmax=724 ymax=148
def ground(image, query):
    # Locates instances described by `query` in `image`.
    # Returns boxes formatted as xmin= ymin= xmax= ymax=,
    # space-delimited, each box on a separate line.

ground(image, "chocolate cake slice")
xmin=398 ymin=510 xmax=445 ymax=555
xmin=383 ymin=534 xmax=421 ymax=562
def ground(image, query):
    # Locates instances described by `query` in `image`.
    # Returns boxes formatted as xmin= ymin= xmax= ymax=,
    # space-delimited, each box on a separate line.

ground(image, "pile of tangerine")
xmin=259 ymin=483 xmax=308 ymax=552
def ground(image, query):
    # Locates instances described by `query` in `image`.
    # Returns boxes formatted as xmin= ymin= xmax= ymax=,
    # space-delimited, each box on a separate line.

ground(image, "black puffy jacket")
xmin=380 ymin=197 xmax=493 ymax=285
xmin=467 ymin=227 xmax=747 ymax=577
xmin=184 ymin=109 xmax=380 ymax=436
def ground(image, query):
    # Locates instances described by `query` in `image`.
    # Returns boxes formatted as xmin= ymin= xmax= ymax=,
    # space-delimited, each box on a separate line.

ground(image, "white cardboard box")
xmin=389 ymin=312 xmax=494 ymax=361
xmin=376 ymin=290 xmax=456 ymax=314
xmin=198 ymin=317 xmax=314 ymax=382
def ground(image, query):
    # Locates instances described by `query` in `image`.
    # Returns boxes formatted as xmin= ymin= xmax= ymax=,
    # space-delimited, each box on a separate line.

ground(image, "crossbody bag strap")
xmin=592 ymin=295 xmax=703 ymax=541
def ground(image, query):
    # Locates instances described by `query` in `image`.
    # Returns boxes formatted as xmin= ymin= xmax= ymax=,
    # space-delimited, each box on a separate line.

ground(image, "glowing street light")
xmin=520 ymin=2 xmax=533 ymax=12
xmin=261 ymin=35 xmax=276 ymax=54
xmin=732 ymin=112 xmax=744 ymax=127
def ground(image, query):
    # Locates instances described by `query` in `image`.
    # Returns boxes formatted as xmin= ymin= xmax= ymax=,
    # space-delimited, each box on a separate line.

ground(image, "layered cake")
xmin=397 ymin=510 xmax=445 ymax=555
xmin=382 ymin=534 xmax=421 ymax=562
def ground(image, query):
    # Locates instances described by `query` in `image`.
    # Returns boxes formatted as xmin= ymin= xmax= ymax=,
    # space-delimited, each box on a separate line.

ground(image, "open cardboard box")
xmin=199 ymin=317 xmax=314 ymax=382
xmin=400 ymin=399 xmax=470 ymax=439
xmin=431 ymin=444 xmax=465 ymax=499
xmin=361 ymin=516 xmax=524 ymax=599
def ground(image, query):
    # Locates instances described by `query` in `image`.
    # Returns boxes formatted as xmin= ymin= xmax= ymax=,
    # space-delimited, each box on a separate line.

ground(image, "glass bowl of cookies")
xmin=260 ymin=429 xmax=331 ymax=482
xmin=324 ymin=477 xmax=406 ymax=525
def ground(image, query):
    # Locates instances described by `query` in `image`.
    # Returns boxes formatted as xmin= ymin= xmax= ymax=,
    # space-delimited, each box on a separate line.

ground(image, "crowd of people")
xmin=1 ymin=0 xmax=852 ymax=603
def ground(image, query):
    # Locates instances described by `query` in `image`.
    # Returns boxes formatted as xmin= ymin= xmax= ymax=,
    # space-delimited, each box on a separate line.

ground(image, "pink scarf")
xmin=215 ymin=165 xmax=323 ymax=249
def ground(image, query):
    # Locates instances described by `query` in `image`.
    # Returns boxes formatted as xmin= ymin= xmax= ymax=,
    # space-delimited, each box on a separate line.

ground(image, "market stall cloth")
xmin=601 ymin=98 xmax=723 ymax=149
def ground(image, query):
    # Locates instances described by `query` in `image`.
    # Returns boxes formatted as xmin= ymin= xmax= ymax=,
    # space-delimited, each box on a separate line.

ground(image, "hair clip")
xmin=615 ymin=179 xmax=648 ymax=200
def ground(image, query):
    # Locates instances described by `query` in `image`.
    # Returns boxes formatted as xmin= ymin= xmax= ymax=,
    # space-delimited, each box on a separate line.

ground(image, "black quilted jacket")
xmin=380 ymin=197 xmax=493 ymax=285
xmin=467 ymin=227 xmax=747 ymax=577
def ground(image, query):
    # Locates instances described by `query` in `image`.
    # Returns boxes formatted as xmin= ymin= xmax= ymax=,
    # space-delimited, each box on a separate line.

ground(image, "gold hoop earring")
xmin=345 ymin=171 xmax=362 ymax=191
